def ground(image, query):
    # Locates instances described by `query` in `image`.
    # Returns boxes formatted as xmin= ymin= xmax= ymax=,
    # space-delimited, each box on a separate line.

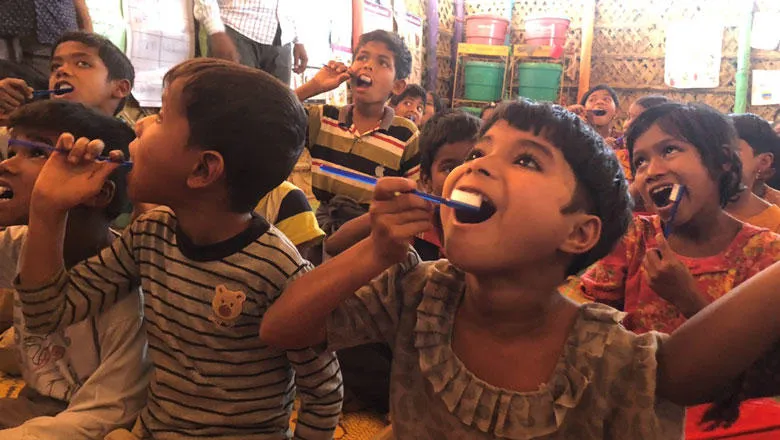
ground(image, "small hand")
xmin=369 ymin=177 xmax=434 ymax=265
xmin=31 ymin=133 xmax=124 ymax=214
xmin=292 ymin=43 xmax=308 ymax=74
xmin=566 ymin=104 xmax=587 ymax=120
xmin=643 ymin=233 xmax=707 ymax=317
xmin=209 ymin=32 xmax=240 ymax=63
xmin=0 ymin=78 xmax=32 ymax=116
xmin=308 ymin=60 xmax=352 ymax=95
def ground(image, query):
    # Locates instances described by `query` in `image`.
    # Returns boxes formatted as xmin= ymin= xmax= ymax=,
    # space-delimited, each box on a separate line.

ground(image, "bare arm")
xmin=657 ymin=261 xmax=780 ymax=405
xmin=323 ymin=213 xmax=371 ymax=256
xmin=295 ymin=62 xmax=351 ymax=101
xmin=72 ymin=0 xmax=93 ymax=32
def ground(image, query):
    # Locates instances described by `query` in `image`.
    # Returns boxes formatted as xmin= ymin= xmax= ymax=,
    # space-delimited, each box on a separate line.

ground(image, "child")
xmin=421 ymin=91 xmax=444 ymax=127
xmin=0 ymin=100 xmax=149 ymax=439
xmin=579 ymin=103 xmax=780 ymax=334
xmin=0 ymin=31 xmax=133 ymax=122
xmin=15 ymin=59 xmax=342 ymax=439
xmin=295 ymin=30 xmax=420 ymax=234
xmin=388 ymin=83 xmax=427 ymax=126
xmin=254 ymin=180 xmax=325 ymax=255
xmin=731 ymin=113 xmax=780 ymax=206
xmin=726 ymin=113 xmax=780 ymax=232
xmin=324 ymin=109 xmax=481 ymax=260
xmin=624 ymin=95 xmax=669 ymax=132
xmin=568 ymin=84 xmax=620 ymax=144
xmin=261 ymin=100 xmax=687 ymax=439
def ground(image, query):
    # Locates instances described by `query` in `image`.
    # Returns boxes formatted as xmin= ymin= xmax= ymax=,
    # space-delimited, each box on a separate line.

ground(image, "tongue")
xmin=455 ymin=201 xmax=496 ymax=224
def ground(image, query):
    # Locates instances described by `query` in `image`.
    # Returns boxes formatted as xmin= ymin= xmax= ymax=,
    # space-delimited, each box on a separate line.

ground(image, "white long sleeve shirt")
xmin=193 ymin=0 xmax=304 ymax=46
xmin=0 ymin=226 xmax=150 ymax=440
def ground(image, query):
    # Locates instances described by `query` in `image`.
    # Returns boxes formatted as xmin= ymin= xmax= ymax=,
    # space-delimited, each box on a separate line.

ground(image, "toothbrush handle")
xmin=8 ymin=138 xmax=133 ymax=168
xmin=318 ymin=165 xmax=378 ymax=186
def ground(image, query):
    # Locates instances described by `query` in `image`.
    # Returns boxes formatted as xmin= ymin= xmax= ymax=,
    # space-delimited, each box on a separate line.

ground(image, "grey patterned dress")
xmin=327 ymin=256 xmax=684 ymax=439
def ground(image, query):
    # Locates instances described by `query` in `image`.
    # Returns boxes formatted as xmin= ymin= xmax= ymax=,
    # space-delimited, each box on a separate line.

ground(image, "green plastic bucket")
xmin=517 ymin=63 xmax=562 ymax=102
xmin=458 ymin=106 xmax=483 ymax=116
xmin=464 ymin=61 xmax=504 ymax=102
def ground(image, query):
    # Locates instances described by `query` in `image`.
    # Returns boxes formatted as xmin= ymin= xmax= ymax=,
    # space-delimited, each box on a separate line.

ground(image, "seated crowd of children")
xmin=0 ymin=27 xmax=780 ymax=440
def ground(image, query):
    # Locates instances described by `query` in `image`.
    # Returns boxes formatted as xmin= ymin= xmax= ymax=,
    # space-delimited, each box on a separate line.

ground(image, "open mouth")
xmin=590 ymin=109 xmax=607 ymax=116
xmin=0 ymin=186 xmax=13 ymax=201
xmin=53 ymin=81 xmax=75 ymax=95
xmin=451 ymin=188 xmax=497 ymax=224
xmin=649 ymin=184 xmax=675 ymax=208
xmin=355 ymin=74 xmax=373 ymax=88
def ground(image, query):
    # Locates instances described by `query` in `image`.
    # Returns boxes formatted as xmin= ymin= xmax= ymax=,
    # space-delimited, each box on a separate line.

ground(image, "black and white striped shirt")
xmin=17 ymin=208 xmax=342 ymax=439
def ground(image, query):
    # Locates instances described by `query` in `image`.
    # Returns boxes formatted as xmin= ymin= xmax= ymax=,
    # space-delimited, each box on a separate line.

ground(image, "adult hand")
xmin=293 ymin=43 xmax=308 ymax=74
xmin=0 ymin=78 xmax=32 ymax=116
xmin=209 ymin=32 xmax=240 ymax=63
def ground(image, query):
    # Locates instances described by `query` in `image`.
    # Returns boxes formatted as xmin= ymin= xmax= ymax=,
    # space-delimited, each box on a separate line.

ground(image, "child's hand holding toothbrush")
xmin=644 ymin=233 xmax=709 ymax=318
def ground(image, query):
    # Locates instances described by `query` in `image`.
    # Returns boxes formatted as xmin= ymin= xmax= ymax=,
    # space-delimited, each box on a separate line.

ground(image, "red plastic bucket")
xmin=465 ymin=14 xmax=510 ymax=46
xmin=524 ymin=16 xmax=570 ymax=58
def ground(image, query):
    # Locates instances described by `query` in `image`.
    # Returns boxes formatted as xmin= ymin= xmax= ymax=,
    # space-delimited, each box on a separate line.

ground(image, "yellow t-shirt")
xmin=745 ymin=204 xmax=780 ymax=234
xmin=255 ymin=181 xmax=325 ymax=247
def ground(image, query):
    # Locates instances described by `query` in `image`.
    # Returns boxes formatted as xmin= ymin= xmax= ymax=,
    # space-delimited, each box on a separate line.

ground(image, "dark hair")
xmin=483 ymin=100 xmax=631 ymax=276
xmin=580 ymin=84 xmax=620 ymax=108
xmin=164 ymin=58 xmax=306 ymax=213
xmin=427 ymin=91 xmax=444 ymax=114
xmin=389 ymin=84 xmax=427 ymax=107
xmin=774 ymin=108 xmax=780 ymax=122
xmin=626 ymin=103 xmax=742 ymax=207
xmin=8 ymin=100 xmax=134 ymax=220
xmin=0 ymin=59 xmax=48 ymax=90
xmin=730 ymin=113 xmax=780 ymax=189
xmin=53 ymin=32 xmax=135 ymax=115
xmin=355 ymin=30 xmax=412 ymax=80
xmin=634 ymin=95 xmax=670 ymax=110
xmin=419 ymin=109 xmax=481 ymax=179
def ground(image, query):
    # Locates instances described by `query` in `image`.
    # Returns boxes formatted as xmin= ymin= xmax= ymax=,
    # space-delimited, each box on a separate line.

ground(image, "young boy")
xmin=388 ymin=84 xmax=427 ymax=126
xmin=0 ymin=31 xmax=133 ymax=122
xmin=295 ymin=30 xmax=420 ymax=234
xmin=15 ymin=58 xmax=342 ymax=439
xmin=255 ymin=180 xmax=325 ymax=255
xmin=0 ymin=100 xmax=149 ymax=439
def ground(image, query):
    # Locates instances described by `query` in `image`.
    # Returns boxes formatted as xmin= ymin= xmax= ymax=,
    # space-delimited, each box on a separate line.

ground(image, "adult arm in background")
xmin=72 ymin=0 xmax=93 ymax=32
xmin=192 ymin=0 xmax=240 ymax=63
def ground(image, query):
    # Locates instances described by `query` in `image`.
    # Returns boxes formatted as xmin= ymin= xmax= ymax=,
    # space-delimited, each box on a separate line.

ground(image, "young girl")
xmin=580 ymin=103 xmax=780 ymax=334
xmin=731 ymin=113 xmax=780 ymax=206
xmin=623 ymin=95 xmax=670 ymax=212
xmin=726 ymin=113 xmax=780 ymax=232
xmin=262 ymin=100 xmax=687 ymax=439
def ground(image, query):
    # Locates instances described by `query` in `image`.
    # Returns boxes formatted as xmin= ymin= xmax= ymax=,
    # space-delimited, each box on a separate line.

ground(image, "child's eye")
xmin=662 ymin=145 xmax=681 ymax=156
xmin=633 ymin=156 xmax=647 ymax=170
xmin=50 ymin=63 xmax=61 ymax=72
xmin=29 ymin=148 xmax=49 ymax=158
xmin=356 ymin=54 xmax=368 ymax=62
xmin=380 ymin=60 xmax=390 ymax=67
xmin=514 ymin=153 xmax=541 ymax=171
xmin=465 ymin=149 xmax=484 ymax=162
xmin=76 ymin=60 xmax=91 ymax=68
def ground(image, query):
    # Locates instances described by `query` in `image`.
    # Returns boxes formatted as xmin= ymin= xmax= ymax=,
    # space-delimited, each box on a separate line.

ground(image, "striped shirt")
xmin=307 ymin=104 xmax=420 ymax=207
xmin=194 ymin=0 xmax=304 ymax=46
xmin=16 ymin=208 xmax=342 ymax=440
xmin=255 ymin=181 xmax=325 ymax=247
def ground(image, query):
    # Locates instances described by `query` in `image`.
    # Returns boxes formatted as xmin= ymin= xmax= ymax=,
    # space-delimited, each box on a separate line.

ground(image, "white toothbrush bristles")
xmin=669 ymin=184 xmax=684 ymax=202
xmin=450 ymin=189 xmax=482 ymax=209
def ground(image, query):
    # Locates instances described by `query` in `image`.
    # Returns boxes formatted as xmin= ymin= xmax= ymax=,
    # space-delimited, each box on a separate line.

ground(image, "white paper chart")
xmin=664 ymin=20 xmax=723 ymax=89
xmin=124 ymin=0 xmax=195 ymax=107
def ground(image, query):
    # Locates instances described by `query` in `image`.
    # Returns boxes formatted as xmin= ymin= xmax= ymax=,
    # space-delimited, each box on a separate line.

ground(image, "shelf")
xmin=452 ymin=99 xmax=497 ymax=106
xmin=457 ymin=43 xmax=511 ymax=57
xmin=512 ymin=44 xmax=559 ymax=58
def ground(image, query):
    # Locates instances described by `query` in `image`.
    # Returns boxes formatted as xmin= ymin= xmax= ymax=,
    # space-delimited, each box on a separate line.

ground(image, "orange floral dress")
xmin=578 ymin=215 xmax=780 ymax=334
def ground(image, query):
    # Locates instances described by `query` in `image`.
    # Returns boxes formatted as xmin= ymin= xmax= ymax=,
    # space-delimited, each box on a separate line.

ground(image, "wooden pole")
xmin=426 ymin=0 xmax=439 ymax=92
xmin=577 ymin=0 xmax=596 ymax=103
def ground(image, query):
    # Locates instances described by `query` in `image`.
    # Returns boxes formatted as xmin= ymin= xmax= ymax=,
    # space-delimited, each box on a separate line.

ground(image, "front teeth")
xmin=451 ymin=188 xmax=483 ymax=208
xmin=0 ymin=186 xmax=13 ymax=200
xmin=358 ymin=74 xmax=372 ymax=85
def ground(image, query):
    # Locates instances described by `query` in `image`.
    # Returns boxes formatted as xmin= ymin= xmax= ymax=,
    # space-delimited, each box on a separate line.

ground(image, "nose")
xmin=644 ymin=156 xmax=667 ymax=181
xmin=464 ymin=156 xmax=494 ymax=178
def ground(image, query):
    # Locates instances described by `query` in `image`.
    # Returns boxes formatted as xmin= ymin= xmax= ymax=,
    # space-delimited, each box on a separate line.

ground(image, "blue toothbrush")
xmin=319 ymin=164 xmax=480 ymax=211
xmin=6 ymin=138 xmax=133 ymax=168
xmin=32 ymin=86 xmax=75 ymax=98
xmin=663 ymin=184 xmax=686 ymax=238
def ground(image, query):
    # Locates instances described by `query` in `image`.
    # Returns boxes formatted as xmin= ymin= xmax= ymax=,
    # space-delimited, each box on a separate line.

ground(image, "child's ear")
xmin=757 ymin=152 xmax=775 ymax=179
xmin=559 ymin=213 xmax=601 ymax=256
xmin=110 ymin=79 xmax=132 ymax=100
xmin=83 ymin=180 xmax=116 ymax=209
xmin=187 ymin=150 xmax=225 ymax=189
xmin=391 ymin=79 xmax=407 ymax=96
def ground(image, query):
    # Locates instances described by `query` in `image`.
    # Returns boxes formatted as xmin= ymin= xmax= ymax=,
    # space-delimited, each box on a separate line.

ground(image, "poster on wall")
xmin=752 ymin=12 xmax=780 ymax=50
xmin=85 ymin=0 xmax=125 ymax=50
xmin=751 ymin=70 xmax=780 ymax=106
xmin=664 ymin=20 xmax=723 ymax=89
xmin=124 ymin=0 xmax=195 ymax=107
xmin=363 ymin=1 xmax=394 ymax=33
xmin=398 ymin=12 xmax=423 ymax=85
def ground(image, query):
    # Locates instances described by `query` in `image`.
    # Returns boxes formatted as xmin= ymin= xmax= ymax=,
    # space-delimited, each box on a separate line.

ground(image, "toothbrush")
xmin=663 ymin=184 xmax=686 ymax=238
xmin=32 ymin=86 xmax=75 ymax=98
xmin=6 ymin=138 xmax=133 ymax=168
xmin=318 ymin=164 xmax=480 ymax=211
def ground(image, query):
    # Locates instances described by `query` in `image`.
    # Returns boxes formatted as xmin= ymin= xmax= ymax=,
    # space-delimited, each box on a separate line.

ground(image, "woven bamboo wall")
xmin=446 ymin=0 xmax=779 ymax=122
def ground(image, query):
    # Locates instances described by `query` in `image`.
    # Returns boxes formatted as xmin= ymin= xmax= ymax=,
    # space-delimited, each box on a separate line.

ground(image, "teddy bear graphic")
xmin=209 ymin=285 xmax=246 ymax=327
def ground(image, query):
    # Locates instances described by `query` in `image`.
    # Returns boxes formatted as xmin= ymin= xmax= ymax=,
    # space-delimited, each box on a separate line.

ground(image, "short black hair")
xmin=164 ymin=58 xmax=306 ymax=213
xmin=427 ymin=91 xmax=444 ymax=114
xmin=53 ymin=32 xmax=135 ymax=115
xmin=626 ymin=103 xmax=742 ymax=207
xmin=0 ymin=59 xmax=48 ymax=90
xmin=389 ymin=84 xmax=427 ymax=107
xmin=419 ymin=109 xmax=481 ymax=180
xmin=634 ymin=95 xmax=670 ymax=110
xmin=8 ymin=100 xmax=134 ymax=220
xmin=580 ymin=84 xmax=620 ymax=108
xmin=483 ymin=100 xmax=631 ymax=276
xmin=355 ymin=30 xmax=412 ymax=80
xmin=730 ymin=113 xmax=780 ymax=189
